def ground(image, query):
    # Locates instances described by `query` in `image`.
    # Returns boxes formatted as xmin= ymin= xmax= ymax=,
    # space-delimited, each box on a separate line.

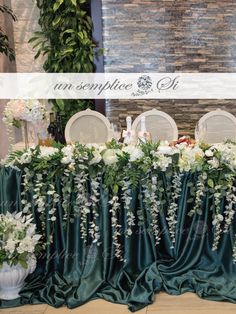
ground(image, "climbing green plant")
xmin=30 ymin=0 xmax=96 ymax=125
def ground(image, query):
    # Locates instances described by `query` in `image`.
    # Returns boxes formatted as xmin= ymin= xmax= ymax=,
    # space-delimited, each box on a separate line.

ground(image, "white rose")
xmin=102 ymin=149 xmax=122 ymax=165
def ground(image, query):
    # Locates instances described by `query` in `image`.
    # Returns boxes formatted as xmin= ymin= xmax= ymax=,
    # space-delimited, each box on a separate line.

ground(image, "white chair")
xmin=65 ymin=109 xmax=113 ymax=144
xmin=132 ymin=109 xmax=178 ymax=142
xmin=195 ymin=109 xmax=236 ymax=143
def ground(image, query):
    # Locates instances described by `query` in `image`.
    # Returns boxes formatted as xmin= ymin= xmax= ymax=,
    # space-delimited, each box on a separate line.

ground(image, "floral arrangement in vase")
xmin=3 ymin=99 xmax=46 ymax=127
xmin=2 ymin=99 xmax=47 ymax=148
xmin=0 ymin=211 xmax=41 ymax=300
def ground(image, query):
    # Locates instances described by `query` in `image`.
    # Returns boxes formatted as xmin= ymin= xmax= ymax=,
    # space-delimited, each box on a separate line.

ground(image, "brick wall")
xmin=102 ymin=0 xmax=236 ymax=136
xmin=11 ymin=0 xmax=44 ymax=72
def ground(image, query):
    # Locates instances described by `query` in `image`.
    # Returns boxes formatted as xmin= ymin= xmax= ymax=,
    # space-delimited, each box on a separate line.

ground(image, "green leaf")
xmin=113 ymin=184 xmax=119 ymax=195
xmin=78 ymin=32 xmax=84 ymax=40
xmin=207 ymin=179 xmax=214 ymax=188
xmin=70 ymin=0 xmax=77 ymax=6
xmin=19 ymin=259 xmax=28 ymax=269
xmin=53 ymin=0 xmax=64 ymax=12
xmin=55 ymin=99 xmax=65 ymax=111
xmin=52 ymin=16 xmax=61 ymax=27
xmin=62 ymin=48 xmax=74 ymax=55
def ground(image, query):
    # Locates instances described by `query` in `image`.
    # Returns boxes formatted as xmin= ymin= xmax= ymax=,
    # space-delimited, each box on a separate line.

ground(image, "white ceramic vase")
xmin=0 ymin=256 xmax=36 ymax=300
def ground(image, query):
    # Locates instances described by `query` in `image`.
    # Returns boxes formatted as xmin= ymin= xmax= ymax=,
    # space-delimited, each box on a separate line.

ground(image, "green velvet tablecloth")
xmin=0 ymin=166 xmax=236 ymax=312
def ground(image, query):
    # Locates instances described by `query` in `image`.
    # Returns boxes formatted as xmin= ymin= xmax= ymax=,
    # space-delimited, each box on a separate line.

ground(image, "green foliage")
xmin=30 ymin=0 xmax=96 ymax=124
xmin=0 ymin=5 xmax=17 ymax=61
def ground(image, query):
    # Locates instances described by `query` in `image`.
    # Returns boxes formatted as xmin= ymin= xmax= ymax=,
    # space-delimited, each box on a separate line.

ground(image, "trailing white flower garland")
xmin=224 ymin=184 xmax=236 ymax=233
xmin=109 ymin=194 xmax=123 ymax=261
xmin=143 ymin=175 xmax=161 ymax=246
xmin=74 ymin=167 xmax=90 ymax=243
xmin=166 ymin=172 xmax=182 ymax=247
xmin=89 ymin=174 xmax=101 ymax=245
xmin=188 ymin=172 xmax=207 ymax=217
xmin=121 ymin=176 xmax=135 ymax=237
xmin=212 ymin=186 xmax=224 ymax=251
xmin=21 ymin=167 xmax=33 ymax=214
xmin=233 ymin=241 xmax=236 ymax=263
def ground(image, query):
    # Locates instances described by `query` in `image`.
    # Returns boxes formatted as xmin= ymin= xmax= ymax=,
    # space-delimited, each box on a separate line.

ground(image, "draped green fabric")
xmin=0 ymin=167 xmax=236 ymax=312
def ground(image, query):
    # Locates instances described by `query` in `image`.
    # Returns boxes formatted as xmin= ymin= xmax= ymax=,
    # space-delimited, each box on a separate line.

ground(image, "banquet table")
xmin=0 ymin=165 xmax=236 ymax=312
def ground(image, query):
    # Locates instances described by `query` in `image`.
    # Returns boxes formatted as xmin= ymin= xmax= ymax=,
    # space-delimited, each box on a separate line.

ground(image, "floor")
xmin=0 ymin=293 xmax=236 ymax=314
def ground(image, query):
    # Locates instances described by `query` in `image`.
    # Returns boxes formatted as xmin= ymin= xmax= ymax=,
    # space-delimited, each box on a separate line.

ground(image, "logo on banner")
xmin=132 ymin=75 xmax=153 ymax=96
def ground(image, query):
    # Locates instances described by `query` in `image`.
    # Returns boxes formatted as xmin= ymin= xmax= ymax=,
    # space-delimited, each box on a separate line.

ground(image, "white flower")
xmin=205 ymin=149 xmax=214 ymax=157
xmin=18 ymin=152 xmax=32 ymax=164
xmin=102 ymin=149 xmax=122 ymax=165
xmin=3 ymin=100 xmax=46 ymax=127
xmin=154 ymin=154 xmax=172 ymax=171
xmin=17 ymin=236 xmax=35 ymax=254
xmin=208 ymin=157 xmax=219 ymax=169
xmin=26 ymin=225 xmax=36 ymax=237
xmin=178 ymin=145 xmax=204 ymax=172
xmin=158 ymin=146 xmax=173 ymax=155
xmin=61 ymin=145 xmax=75 ymax=164
xmin=122 ymin=146 xmax=144 ymax=161
xmin=40 ymin=146 xmax=59 ymax=158
xmin=5 ymin=239 xmax=16 ymax=254
xmin=0 ymin=211 xmax=41 ymax=266
xmin=86 ymin=143 xmax=100 ymax=150
xmin=89 ymin=150 xmax=102 ymax=165
xmin=62 ymin=145 xmax=74 ymax=155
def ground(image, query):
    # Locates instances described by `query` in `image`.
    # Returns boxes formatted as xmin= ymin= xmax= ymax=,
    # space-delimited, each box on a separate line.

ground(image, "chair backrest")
xmin=65 ymin=109 xmax=112 ymax=144
xmin=195 ymin=109 xmax=236 ymax=143
xmin=132 ymin=109 xmax=178 ymax=142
